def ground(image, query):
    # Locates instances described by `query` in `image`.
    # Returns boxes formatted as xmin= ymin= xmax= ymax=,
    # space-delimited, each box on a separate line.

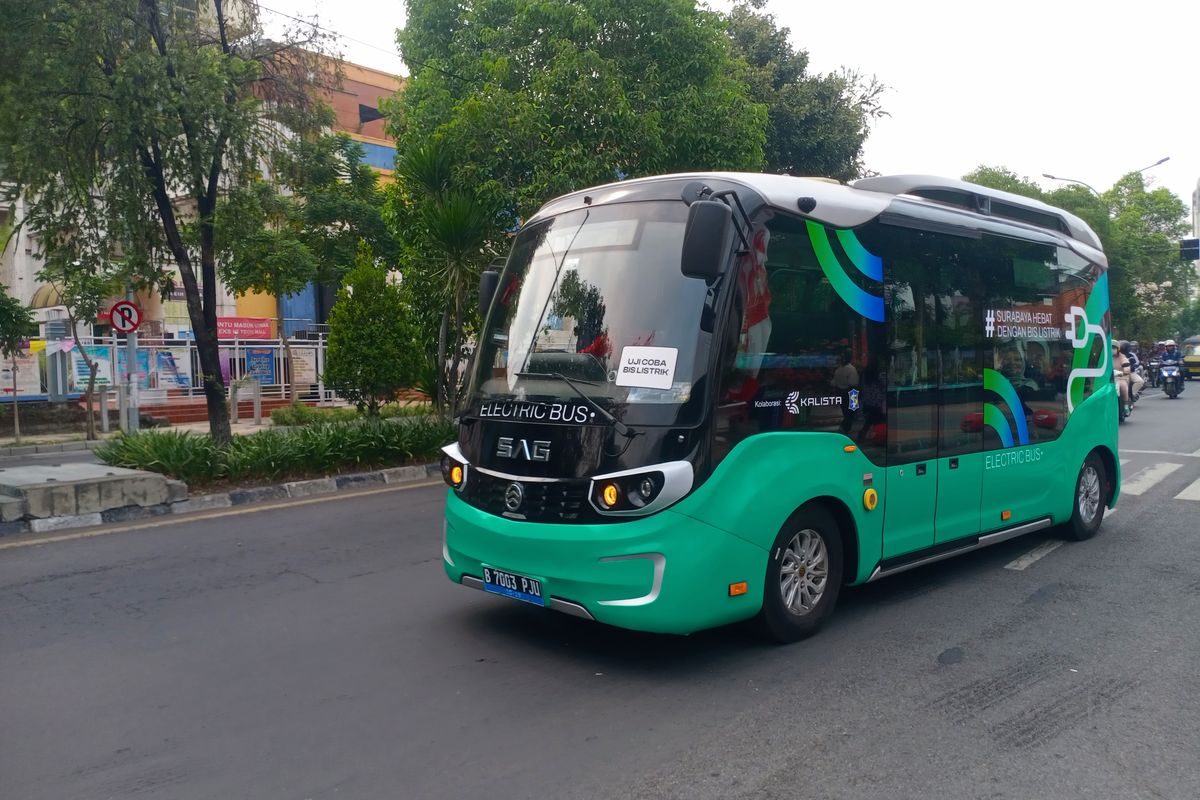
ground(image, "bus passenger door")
xmin=934 ymin=277 xmax=985 ymax=544
xmin=881 ymin=269 xmax=939 ymax=559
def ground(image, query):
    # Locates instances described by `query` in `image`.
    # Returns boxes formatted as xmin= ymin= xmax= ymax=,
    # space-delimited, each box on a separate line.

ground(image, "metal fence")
xmin=1 ymin=335 xmax=333 ymax=405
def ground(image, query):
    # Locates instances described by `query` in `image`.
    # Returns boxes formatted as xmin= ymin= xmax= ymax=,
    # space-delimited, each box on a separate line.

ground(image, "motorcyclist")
xmin=1160 ymin=339 xmax=1184 ymax=393
xmin=1120 ymin=341 xmax=1144 ymax=399
xmin=1113 ymin=342 xmax=1132 ymax=416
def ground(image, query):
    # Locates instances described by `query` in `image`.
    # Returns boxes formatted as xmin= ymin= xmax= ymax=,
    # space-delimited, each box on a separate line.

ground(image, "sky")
xmin=264 ymin=0 xmax=1200 ymax=220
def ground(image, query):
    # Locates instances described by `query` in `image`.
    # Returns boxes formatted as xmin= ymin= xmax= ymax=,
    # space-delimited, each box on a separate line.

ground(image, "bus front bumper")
xmin=442 ymin=490 xmax=768 ymax=635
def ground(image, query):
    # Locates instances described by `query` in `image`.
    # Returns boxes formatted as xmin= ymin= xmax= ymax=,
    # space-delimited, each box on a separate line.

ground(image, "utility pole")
xmin=125 ymin=287 xmax=140 ymax=433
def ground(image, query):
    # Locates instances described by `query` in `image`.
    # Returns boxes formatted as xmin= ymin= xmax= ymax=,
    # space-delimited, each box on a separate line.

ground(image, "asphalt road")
xmin=3 ymin=388 xmax=1200 ymax=800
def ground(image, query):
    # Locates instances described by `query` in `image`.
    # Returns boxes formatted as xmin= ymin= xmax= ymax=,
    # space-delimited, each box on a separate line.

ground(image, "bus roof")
xmin=527 ymin=172 xmax=1105 ymax=261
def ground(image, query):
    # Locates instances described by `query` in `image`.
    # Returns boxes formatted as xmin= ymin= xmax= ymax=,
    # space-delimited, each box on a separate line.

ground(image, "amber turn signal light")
xmin=728 ymin=581 xmax=748 ymax=597
xmin=450 ymin=465 xmax=464 ymax=487
xmin=601 ymin=483 xmax=620 ymax=508
xmin=1001 ymin=510 xmax=1012 ymax=521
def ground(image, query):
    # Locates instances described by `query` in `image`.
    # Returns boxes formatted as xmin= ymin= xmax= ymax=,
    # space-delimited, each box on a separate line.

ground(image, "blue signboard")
xmin=245 ymin=347 xmax=277 ymax=385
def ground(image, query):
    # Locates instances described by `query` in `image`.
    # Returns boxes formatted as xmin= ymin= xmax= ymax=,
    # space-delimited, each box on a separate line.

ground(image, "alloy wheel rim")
xmin=779 ymin=529 xmax=828 ymax=616
xmin=1078 ymin=465 xmax=1101 ymax=523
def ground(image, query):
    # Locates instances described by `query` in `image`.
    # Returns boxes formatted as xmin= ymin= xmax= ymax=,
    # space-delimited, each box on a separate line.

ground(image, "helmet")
xmin=1165 ymin=339 xmax=1177 ymax=346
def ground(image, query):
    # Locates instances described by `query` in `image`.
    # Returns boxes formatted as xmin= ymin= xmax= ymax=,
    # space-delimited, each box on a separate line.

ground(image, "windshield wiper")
xmin=515 ymin=371 xmax=636 ymax=438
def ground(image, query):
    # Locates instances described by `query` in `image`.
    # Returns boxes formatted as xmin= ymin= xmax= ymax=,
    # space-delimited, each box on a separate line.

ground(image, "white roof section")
xmin=851 ymin=174 xmax=1103 ymax=251
xmin=527 ymin=171 xmax=1105 ymax=256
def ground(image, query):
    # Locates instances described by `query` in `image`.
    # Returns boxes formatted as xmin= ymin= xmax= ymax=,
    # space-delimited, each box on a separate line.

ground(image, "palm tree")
xmin=395 ymin=144 xmax=495 ymax=414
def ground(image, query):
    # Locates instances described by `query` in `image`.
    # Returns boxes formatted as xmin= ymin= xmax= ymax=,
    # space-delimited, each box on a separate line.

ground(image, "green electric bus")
xmin=440 ymin=172 xmax=1119 ymax=642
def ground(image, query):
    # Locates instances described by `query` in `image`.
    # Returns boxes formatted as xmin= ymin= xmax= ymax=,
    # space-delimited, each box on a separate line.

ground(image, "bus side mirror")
xmin=479 ymin=269 xmax=500 ymax=316
xmin=681 ymin=200 xmax=734 ymax=282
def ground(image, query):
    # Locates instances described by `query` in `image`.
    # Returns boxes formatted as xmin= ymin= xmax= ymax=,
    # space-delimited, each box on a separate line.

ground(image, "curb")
xmin=0 ymin=462 xmax=440 ymax=539
xmin=0 ymin=440 xmax=105 ymax=458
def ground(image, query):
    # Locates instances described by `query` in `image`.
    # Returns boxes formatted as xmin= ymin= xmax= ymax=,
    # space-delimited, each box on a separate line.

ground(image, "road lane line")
xmin=1119 ymin=459 xmax=1130 ymax=467
xmin=0 ymin=480 xmax=444 ymax=551
xmin=1004 ymin=540 xmax=1064 ymax=571
xmin=1120 ymin=463 xmax=1183 ymax=496
xmin=1120 ymin=449 xmax=1200 ymax=458
xmin=1174 ymin=478 xmax=1200 ymax=502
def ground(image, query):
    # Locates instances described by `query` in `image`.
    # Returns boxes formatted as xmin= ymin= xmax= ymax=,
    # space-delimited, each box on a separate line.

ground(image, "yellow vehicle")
xmin=1184 ymin=335 xmax=1200 ymax=379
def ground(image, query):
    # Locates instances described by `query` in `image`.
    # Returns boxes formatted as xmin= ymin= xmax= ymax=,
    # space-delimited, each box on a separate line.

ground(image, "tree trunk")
xmin=193 ymin=323 xmax=231 ymax=444
xmin=436 ymin=310 xmax=449 ymax=417
xmin=84 ymin=361 xmax=98 ymax=441
xmin=448 ymin=282 xmax=465 ymax=413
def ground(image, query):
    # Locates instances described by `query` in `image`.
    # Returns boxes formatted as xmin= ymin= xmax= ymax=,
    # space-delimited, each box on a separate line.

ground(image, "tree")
xmin=723 ymin=0 xmax=886 ymax=179
xmin=34 ymin=259 xmax=127 ymax=440
xmin=220 ymin=132 xmax=397 ymax=404
xmin=392 ymin=0 xmax=769 ymax=227
xmin=323 ymin=255 xmax=423 ymax=416
xmin=0 ymin=0 xmax=330 ymax=443
xmin=391 ymin=143 xmax=495 ymax=415
xmin=0 ymin=287 xmax=34 ymax=443
xmin=965 ymin=166 xmax=1190 ymax=343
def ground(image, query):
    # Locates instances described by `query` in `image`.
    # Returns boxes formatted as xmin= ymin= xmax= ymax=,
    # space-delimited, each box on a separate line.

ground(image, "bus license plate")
xmin=482 ymin=566 xmax=546 ymax=607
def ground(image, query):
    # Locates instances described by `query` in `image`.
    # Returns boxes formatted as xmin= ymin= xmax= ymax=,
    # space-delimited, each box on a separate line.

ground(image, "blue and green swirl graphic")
xmin=805 ymin=221 xmax=884 ymax=322
xmin=983 ymin=368 xmax=1030 ymax=448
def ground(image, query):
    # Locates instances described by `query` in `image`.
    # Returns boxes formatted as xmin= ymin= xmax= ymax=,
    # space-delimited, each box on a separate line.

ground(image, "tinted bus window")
xmin=980 ymin=235 xmax=1078 ymax=449
xmin=714 ymin=212 xmax=887 ymax=464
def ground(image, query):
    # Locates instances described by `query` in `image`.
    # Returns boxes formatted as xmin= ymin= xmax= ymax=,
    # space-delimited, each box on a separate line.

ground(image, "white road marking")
xmin=1119 ymin=459 xmax=1130 ymax=467
xmin=1004 ymin=540 xmax=1064 ymax=571
xmin=1120 ymin=463 xmax=1183 ymax=496
xmin=1174 ymin=478 xmax=1200 ymax=502
xmin=1120 ymin=449 xmax=1200 ymax=459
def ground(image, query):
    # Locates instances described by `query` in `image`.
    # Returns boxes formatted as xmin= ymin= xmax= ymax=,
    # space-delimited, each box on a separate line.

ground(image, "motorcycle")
xmin=1160 ymin=364 xmax=1182 ymax=399
xmin=1116 ymin=368 xmax=1130 ymax=423
xmin=1146 ymin=358 xmax=1162 ymax=388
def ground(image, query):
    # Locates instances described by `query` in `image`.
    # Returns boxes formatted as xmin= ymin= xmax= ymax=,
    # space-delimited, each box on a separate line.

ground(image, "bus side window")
xmin=884 ymin=252 xmax=939 ymax=465
xmin=981 ymin=236 xmax=1073 ymax=448
xmin=713 ymin=214 xmax=887 ymax=465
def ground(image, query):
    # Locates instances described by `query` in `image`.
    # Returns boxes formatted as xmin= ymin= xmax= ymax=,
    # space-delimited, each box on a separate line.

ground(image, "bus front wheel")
xmin=1063 ymin=452 xmax=1107 ymax=542
xmin=757 ymin=505 xmax=844 ymax=643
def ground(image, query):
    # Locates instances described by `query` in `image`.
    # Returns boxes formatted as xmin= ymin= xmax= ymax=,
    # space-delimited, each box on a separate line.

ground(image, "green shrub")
xmin=270 ymin=402 xmax=434 ymax=427
xmin=324 ymin=260 xmax=424 ymax=415
xmin=95 ymin=430 xmax=224 ymax=484
xmin=95 ymin=418 xmax=456 ymax=487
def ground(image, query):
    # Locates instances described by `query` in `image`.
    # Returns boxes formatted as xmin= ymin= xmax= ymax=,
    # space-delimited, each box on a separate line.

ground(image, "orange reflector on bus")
xmin=844 ymin=445 xmax=858 ymax=453
xmin=729 ymin=581 xmax=748 ymax=597
xmin=1001 ymin=510 xmax=1012 ymax=521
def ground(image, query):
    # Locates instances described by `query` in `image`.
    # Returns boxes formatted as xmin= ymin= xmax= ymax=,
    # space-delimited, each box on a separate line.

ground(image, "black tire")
xmin=757 ymin=505 xmax=844 ymax=643
xmin=1063 ymin=452 xmax=1106 ymax=541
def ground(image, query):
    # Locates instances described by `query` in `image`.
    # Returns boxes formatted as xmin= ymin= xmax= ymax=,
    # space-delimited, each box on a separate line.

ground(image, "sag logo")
xmin=848 ymin=389 xmax=860 ymax=412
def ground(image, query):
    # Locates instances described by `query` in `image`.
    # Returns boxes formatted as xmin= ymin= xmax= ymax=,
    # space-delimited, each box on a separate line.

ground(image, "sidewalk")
xmin=0 ymin=413 xmax=442 ymax=538
xmin=0 ymin=417 xmax=276 ymax=457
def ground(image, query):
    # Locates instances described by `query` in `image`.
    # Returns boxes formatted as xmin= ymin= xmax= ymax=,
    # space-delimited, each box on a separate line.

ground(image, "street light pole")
xmin=1042 ymin=173 xmax=1101 ymax=197
xmin=1042 ymin=157 xmax=1169 ymax=196
xmin=1133 ymin=156 xmax=1170 ymax=174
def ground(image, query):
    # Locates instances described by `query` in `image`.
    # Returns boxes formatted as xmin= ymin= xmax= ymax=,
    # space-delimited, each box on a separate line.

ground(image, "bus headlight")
xmin=587 ymin=462 xmax=694 ymax=516
xmin=591 ymin=472 xmax=664 ymax=511
xmin=441 ymin=451 xmax=468 ymax=491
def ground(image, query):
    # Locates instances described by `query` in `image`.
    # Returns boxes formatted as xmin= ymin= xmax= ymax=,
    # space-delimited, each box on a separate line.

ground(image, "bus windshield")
xmin=465 ymin=201 xmax=712 ymax=424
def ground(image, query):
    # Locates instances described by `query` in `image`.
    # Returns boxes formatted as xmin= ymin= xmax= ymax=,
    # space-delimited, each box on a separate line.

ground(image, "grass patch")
xmin=95 ymin=418 xmax=455 ymax=487
xmin=270 ymin=402 xmax=435 ymax=427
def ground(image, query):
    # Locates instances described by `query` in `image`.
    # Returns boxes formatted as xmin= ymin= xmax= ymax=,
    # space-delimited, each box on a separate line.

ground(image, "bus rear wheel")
xmin=757 ymin=506 xmax=844 ymax=643
xmin=1063 ymin=452 xmax=1106 ymax=541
